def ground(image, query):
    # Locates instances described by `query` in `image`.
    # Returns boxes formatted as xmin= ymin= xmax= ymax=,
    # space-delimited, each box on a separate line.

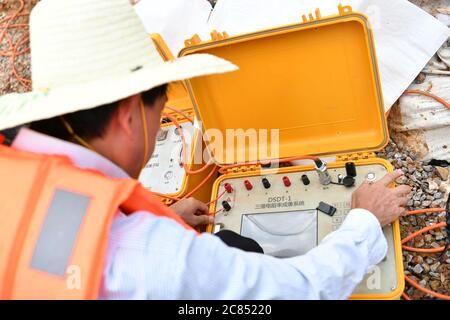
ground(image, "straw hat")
xmin=0 ymin=0 xmax=237 ymax=131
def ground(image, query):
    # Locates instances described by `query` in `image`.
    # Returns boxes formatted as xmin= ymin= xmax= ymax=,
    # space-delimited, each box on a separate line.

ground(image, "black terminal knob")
xmin=262 ymin=178 xmax=271 ymax=189
xmin=222 ymin=201 xmax=231 ymax=212
xmin=301 ymin=174 xmax=310 ymax=186
xmin=345 ymin=162 xmax=357 ymax=177
xmin=342 ymin=175 xmax=355 ymax=187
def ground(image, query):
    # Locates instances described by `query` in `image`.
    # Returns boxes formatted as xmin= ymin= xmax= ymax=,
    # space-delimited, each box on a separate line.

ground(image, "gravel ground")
xmin=0 ymin=0 xmax=38 ymax=96
xmin=377 ymin=141 xmax=450 ymax=299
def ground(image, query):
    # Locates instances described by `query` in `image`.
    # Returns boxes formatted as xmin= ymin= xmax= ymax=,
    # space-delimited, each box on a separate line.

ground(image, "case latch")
xmin=184 ymin=34 xmax=202 ymax=47
xmin=338 ymin=3 xmax=353 ymax=15
xmin=301 ymin=8 xmax=322 ymax=23
xmin=210 ymin=30 xmax=229 ymax=41
xmin=337 ymin=152 xmax=375 ymax=162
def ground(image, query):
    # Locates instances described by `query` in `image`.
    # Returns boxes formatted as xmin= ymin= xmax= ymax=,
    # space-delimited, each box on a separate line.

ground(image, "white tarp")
xmin=134 ymin=0 xmax=449 ymax=112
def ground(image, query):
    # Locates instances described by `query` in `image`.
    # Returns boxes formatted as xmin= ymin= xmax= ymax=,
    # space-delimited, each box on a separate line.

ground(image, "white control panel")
xmin=139 ymin=122 xmax=194 ymax=194
xmin=213 ymin=163 xmax=399 ymax=296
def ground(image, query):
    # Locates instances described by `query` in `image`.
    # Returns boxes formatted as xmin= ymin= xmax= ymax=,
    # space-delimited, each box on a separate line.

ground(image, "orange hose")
xmin=401 ymin=222 xmax=446 ymax=244
xmin=402 ymin=245 xmax=444 ymax=253
xmin=404 ymin=275 xmax=450 ymax=300
xmin=402 ymin=292 xmax=412 ymax=300
xmin=403 ymin=90 xmax=450 ymax=111
xmin=406 ymin=208 xmax=445 ymax=216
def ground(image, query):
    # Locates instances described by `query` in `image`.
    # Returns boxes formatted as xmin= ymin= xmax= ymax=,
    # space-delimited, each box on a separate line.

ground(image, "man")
xmin=0 ymin=0 xmax=410 ymax=299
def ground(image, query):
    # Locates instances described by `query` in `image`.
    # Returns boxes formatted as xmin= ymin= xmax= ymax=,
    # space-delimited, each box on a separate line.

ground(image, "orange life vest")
xmin=0 ymin=144 xmax=194 ymax=299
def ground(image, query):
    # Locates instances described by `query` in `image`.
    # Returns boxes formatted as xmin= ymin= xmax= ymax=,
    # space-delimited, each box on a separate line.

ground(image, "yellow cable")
xmin=60 ymin=117 xmax=95 ymax=150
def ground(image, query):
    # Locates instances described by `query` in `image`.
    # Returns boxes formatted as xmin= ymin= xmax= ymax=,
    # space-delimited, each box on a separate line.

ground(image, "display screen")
xmin=240 ymin=209 xmax=317 ymax=258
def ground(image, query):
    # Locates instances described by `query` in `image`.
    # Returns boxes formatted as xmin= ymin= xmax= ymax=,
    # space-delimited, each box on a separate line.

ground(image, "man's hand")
xmin=170 ymin=197 xmax=213 ymax=228
xmin=351 ymin=169 xmax=411 ymax=227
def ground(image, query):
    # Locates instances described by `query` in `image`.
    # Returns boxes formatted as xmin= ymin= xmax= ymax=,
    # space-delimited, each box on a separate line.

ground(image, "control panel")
xmin=139 ymin=122 xmax=194 ymax=194
xmin=212 ymin=163 xmax=400 ymax=296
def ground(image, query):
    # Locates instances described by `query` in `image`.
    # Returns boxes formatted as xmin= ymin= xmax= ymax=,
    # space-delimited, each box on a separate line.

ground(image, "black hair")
xmin=30 ymin=84 xmax=168 ymax=142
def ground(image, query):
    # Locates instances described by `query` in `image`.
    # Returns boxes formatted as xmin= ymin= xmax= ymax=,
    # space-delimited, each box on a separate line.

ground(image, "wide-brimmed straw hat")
xmin=0 ymin=0 xmax=237 ymax=131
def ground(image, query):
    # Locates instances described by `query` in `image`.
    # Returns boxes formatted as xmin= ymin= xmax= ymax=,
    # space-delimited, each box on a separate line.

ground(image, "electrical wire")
xmin=401 ymin=203 xmax=449 ymax=300
xmin=403 ymin=90 xmax=450 ymax=111
xmin=161 ymin=112 xmax=213 ymax=175
xmin=164 ymin=106 xmax=194 ymax=123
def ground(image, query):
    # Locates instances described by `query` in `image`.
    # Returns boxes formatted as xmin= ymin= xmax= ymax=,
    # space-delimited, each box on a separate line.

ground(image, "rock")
xmin=396 ymin=176 xmax=408 ymax=184
xmin=426 ymin=258 xmax=434 ymax=264
xmin=433 ymin=192 xmax=443 ymax=199
xmin=431 ymin=242 xmax=440 ymax=248
xmin=430 ymin=280 xmax=441 ymax=291
xmin=427 ymin=180 xmax=439 ymax=191
xmin=414 ymin=236 xmax=425 ymax=247
xmin=419 ymin=279 xmax=428 ymax=287
xmin=423 ymin=165 xmax=434 ymax=172
xmin=421 ymin=200 xmax=432 ymax=207
xmin=413 ymin=194 xmax=422 ymax=201
xmin=435 ymin=232 xmax=445 ymax=240
xmin=424 ymin=234 xmax=433 ymax=243
xmin=429 ymin=272 xmax=440 ymax=279
xmin=430 ymin=262 xmax=440 ymax=272
xmin=413 ymin=255 xmax=424 ymax=264
xmin=438 ymin=183 xmax=450 ymax=194
xmin=435 ymin=167 xmax=449 ymax=180
xmin=413 ymin=264 xmax=424 ymax=274
xmin=414 ymin=200 xmax=421 ymax=207
xmin=422 ymin=263 xmax=430 ymax=273
xmin=431 ymin=200 xmax=443 ymax=207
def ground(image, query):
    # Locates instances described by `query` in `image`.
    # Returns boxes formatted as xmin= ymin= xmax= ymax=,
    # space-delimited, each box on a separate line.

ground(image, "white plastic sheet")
xmin=134 ymin=0 xmax=213 ymax=56
xmin=208 ymin=0 xmax=450 ymax=111
xmin=134 ymin=0 xmax=449 ymax=111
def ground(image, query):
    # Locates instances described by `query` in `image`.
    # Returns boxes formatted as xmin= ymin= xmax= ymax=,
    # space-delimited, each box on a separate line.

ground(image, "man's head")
xmin=30 ymin=84 xmax=168 ymax=178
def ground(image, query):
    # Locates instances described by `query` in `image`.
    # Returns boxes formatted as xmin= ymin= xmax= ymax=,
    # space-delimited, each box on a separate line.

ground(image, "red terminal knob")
xmin=244 ymin=180 xmax=253 ymax=191
xmin=224 ymin=183 xmax=233 ymax=193
xmin=283 ymin=176 xmax=291 ymax=187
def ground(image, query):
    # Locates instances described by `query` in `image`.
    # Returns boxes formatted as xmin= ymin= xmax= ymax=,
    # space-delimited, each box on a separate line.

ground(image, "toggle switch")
xmin=222 ymin=201 xmax=231 ymax=212
xmin=282 ymin=176 xmax=291 ymax=187
xmin=262 ymin=178 xmax=271 ymax=189
xmin=244 ymin=180 xmax=253 ymax=191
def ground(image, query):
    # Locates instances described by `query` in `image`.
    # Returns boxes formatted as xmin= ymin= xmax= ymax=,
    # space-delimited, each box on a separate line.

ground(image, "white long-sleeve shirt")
xmin=12 ymin=128 xmax=388 ymax=299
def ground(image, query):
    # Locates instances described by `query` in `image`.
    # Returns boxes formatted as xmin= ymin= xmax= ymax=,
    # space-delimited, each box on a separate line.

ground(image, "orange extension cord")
xmin=401 ymin=207 xmax=449 ymax=300
xmin=0 ymin=0 xmax=32 ymax=91
xmin=403 ymin=90 xmax=450 ymax=111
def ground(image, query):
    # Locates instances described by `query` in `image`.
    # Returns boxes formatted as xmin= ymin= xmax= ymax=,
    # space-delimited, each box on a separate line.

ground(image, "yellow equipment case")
xmin=179 ymin=4 xmax=404 ymax=299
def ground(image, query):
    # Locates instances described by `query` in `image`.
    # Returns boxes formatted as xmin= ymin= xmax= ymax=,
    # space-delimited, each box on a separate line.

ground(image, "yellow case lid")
xmin=150 ymin=34 xmax=193 ymax=112
xmin=179 ymin=4 xmax=388 ymax=166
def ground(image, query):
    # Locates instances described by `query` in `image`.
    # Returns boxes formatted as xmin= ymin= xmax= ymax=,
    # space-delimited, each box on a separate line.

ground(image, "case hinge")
xmin=184 ymin=31 xmax=229 ymax=47
xmin=336 ymin=152 xmax=375 ymax=162
xmin=223 ymin=164 xmax=262 ymax=175
xmin=300 ymin=4 xmax=353 ymax=24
